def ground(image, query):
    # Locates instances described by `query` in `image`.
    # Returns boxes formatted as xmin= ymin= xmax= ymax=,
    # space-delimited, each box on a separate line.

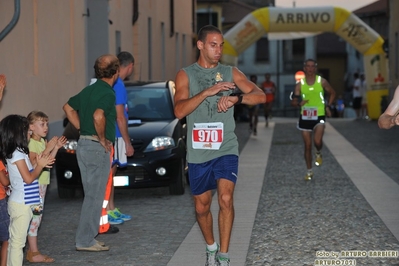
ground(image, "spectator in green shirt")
xmin=63 ymin=54 xmax=119 ymax=252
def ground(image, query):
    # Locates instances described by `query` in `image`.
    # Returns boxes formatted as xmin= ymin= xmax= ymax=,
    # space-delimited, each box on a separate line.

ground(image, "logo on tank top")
xmin=215 ymin=72 xmax=223 ymax=83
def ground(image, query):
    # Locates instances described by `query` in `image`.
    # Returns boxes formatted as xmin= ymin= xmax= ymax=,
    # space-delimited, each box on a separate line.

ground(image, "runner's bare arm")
xmin=379 ymin=85 xmax=399 ymax=129
xmin=174 ymin=69 xmax=235 ymax=119
xmin=232 ymin=67 xmax=266 ymax=106
xmin=322 ymin=78 xmax=336 ymax=106
xmin=291 ymin=82 xmax=302 ymax=107
xmin=217 ymin=68 xmax=265 ymax=113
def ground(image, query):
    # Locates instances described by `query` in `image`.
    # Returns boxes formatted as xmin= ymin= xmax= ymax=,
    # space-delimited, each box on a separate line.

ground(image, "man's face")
xmin=304 ymin=62 xmax=317 ymax=75
xmin=198 ymin=33 xmax=224 ymax=64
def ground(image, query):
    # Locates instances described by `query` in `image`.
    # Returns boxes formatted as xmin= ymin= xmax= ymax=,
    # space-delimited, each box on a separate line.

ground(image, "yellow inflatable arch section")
xmin=222 ymin=7 xmax=388 ymax=119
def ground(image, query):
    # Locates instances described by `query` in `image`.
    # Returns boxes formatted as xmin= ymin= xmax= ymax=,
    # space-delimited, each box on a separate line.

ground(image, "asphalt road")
xmin=21 ymin=120 xmax=251 ymax=266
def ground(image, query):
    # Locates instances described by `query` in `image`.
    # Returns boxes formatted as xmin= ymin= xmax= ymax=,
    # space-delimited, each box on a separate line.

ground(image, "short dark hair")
xmin=250 ymin=74 xmax=257 ymax=81
xmin=0 ymin=114 xmax=30 ymax=160
xmin=304 ymin=59 xmax=317 ymax=66
xmin=94 ymin=54 xmax=120 ymax=79
xmin=117 ymin=51 xmax=135 ymax=67
xmin=354 ymin=73 xmax=359 ymax=78
xmin=197 ymin=25 xmax=222 ymax=43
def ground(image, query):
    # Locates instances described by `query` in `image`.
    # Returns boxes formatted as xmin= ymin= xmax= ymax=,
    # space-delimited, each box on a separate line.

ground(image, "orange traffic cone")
xmin=99 ymin=146 xmax=114 ymax=233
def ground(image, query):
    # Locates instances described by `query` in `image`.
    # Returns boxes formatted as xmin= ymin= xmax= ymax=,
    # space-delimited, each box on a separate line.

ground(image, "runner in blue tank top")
xmin=174 ymin=25 xmax=266 ymax=266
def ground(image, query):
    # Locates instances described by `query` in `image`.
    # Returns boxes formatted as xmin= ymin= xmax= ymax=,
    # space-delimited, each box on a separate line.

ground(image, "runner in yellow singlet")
xmin=291 ymin=59 xmax=336 ymax=181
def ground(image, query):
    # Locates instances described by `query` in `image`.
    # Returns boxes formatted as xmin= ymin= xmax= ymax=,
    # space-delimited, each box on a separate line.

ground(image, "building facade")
xmin=0 ymin=0 xmax=196 ymax=135
xmin=197 ymin=0 xmax=319 ymax=116
xmin=197 ymin=0 xmax=391 ymax=118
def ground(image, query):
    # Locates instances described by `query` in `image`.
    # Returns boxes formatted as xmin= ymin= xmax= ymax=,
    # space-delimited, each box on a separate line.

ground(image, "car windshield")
xmin=126 ymin=86 xmax=175 ymax=121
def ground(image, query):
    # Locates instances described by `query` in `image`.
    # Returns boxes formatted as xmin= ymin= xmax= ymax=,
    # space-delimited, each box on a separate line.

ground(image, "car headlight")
xmin=144 ymin=137 xmax=175 ymax=152
xmin=63 ymin=140 xmax=78 ymax=153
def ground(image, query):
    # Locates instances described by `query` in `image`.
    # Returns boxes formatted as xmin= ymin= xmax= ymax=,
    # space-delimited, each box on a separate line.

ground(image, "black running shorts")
xmin=297 ymin=116 xmax=326 ymax=131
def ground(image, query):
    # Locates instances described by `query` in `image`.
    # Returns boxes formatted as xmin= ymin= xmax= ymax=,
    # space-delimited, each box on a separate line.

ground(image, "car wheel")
xmin=58 ymin=186 xmax=76 ymax=199
xmin=169 ymin=159 xmax=185 ymax=195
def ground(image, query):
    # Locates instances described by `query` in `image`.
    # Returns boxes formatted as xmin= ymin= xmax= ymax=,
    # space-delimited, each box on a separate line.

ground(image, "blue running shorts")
xmin=188 ymin=155 xmax=238 ymax=196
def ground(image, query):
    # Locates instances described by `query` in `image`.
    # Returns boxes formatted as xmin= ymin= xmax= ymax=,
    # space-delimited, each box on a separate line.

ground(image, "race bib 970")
xmin=192 ymin=122 xmax=224 ymax=150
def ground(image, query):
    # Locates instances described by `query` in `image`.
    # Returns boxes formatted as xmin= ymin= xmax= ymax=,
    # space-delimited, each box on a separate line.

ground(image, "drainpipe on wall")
xmin=132 ymin=0 xmax=138 ymax=25
xmin=0 ymin=0 xmax=21 ymax=42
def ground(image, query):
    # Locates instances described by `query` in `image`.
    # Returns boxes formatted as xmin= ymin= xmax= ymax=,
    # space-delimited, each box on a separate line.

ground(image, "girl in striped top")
xmin=0 ymin=115 xmax=54 ymax=266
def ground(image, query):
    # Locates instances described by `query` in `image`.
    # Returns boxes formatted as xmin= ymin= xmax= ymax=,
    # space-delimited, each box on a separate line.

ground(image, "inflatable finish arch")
xmin=222 ymin=7 xmax=388 ymax=119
